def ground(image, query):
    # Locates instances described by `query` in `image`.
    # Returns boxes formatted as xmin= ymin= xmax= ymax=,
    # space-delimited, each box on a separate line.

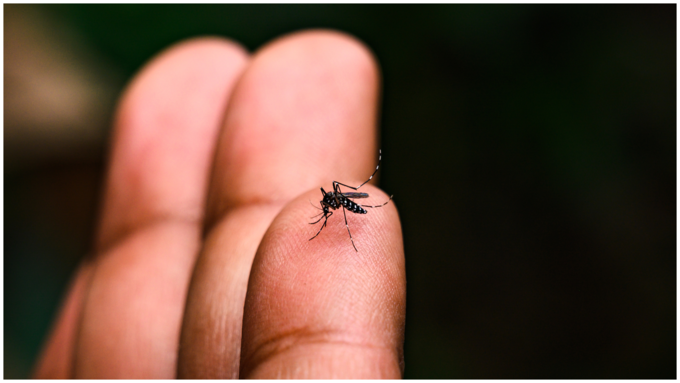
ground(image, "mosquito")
xmin=309 ymin=149 xmax=393 ymax=252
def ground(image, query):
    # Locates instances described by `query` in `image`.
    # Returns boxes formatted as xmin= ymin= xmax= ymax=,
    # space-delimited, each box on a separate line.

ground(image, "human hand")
xmin=33 ymin=30 xmax=406 ymax=379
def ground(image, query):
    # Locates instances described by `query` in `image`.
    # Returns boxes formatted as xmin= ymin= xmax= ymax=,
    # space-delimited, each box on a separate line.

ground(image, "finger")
xmin=241 ymin=185 xmax=405 ymax=379
xmin=73 ymin=38 xmax=248 ymax=378
xmin=178 ymin=30 xmax=381 ymax=378
xmin=33 ymin=261 xmax=94 ymax=378
xmin=94 ymin=37 xmax=247 ymax=250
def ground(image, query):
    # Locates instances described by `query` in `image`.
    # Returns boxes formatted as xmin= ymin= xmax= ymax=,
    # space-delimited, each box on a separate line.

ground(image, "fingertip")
xmin=253 ymin=29 xmax=380 ymax=88
xmin=97 ymin=36 xmax=249 ymax=251
xmin=251 ymin=185 xmax=402 ymax=274
xmin=118 ymin=36 xmax=249 ymax=119
xmin=206 ymin=29 xmax=383 ymax=215
xmin=241 ymin=185 xmax=405 ymax=378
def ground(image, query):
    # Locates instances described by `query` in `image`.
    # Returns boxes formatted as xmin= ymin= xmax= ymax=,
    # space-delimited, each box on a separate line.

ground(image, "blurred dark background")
xmin=4 ymin=4 xmax=675 ymax=379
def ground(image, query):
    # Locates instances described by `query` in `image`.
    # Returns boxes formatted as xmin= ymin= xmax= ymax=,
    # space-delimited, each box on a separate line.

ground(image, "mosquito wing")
xmin=340 ymin=192 xmax=369 ymax=199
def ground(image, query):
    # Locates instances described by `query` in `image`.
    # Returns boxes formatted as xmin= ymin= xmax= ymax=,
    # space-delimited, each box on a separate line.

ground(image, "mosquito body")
xmin=309 ymin=150 xmax=393 ymax=252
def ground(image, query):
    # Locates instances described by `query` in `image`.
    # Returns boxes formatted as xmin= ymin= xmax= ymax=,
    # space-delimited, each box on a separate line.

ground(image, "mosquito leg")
xmin=360 ymin=195 xmax=394 ymax=208
xmin=310 ymin=210 xmax=330 ymax=225
xmin=309 ymin=211 xmax=325 ymax=221
xmin=332 ymin=149 xmax=382 ymax=192
xmin=309 ymin=211 xmax=332 ymax=240
xmin=342 ymin=205 xmax=358 ymax=252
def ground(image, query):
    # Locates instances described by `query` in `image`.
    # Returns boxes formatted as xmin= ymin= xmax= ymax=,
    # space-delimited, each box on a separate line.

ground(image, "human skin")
xmin=32 ymin=29 xmax=406 ymax=379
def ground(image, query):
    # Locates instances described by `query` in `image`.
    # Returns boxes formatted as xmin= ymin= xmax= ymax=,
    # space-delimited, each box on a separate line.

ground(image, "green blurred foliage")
xmin=4 ymin=4 xmax=675 ymax=378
